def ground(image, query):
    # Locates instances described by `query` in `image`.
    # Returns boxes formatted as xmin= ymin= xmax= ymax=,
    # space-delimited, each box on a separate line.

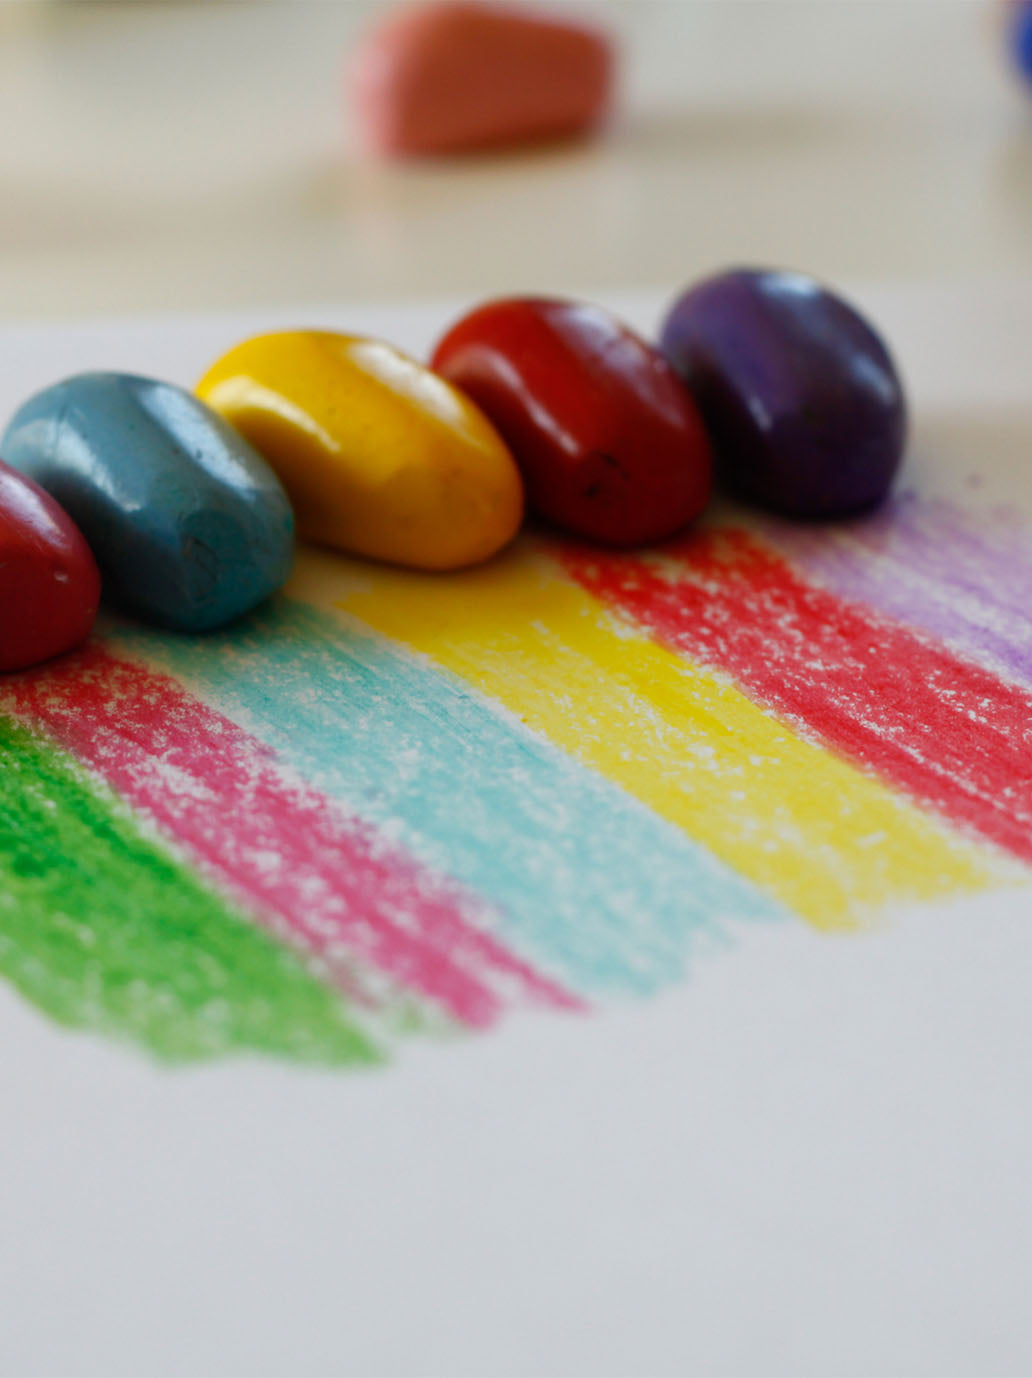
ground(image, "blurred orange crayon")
xmin=350 ymin=1 xmax=616 ymax=157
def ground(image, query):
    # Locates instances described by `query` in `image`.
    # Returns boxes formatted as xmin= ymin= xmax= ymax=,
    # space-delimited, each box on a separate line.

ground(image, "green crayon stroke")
xmin=0 ymin=714 xmax=382 ymax=1066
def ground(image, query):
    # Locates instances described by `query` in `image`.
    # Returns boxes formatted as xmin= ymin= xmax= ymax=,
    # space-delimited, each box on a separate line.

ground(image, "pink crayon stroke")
xmin=1 ymin=645 xmax=578 ymax=1029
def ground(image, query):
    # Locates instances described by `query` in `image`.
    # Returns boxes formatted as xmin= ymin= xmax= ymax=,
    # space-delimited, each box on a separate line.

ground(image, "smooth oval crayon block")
xmin=660 ymin=268 xmax=906 ymax=520
xmin=0 ymin=458 xmax=101 ymax=671
xmin=432 ymin=297 xmax=712 ymax=545
xmin=1 ymin=373 xmax=294 ymax=632
xmin=351 ymin=1 xmax=615 ymax=156
xmin=197 ymin=330 xmax=523 ymax=571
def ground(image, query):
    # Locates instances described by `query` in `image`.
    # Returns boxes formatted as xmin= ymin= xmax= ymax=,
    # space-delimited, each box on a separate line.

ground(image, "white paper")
xmin=1 ymin=286 xmax=1031 ymax=1378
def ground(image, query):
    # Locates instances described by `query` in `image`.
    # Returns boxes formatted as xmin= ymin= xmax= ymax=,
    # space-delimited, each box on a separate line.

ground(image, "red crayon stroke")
xmin=559 ymin=529 xmax=1032 ymax=867
xmin=1 ymin=645 xmax=577 ymax=1027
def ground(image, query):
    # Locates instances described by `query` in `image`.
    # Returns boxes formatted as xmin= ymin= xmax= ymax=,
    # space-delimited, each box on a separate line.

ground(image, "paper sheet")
xmin=2 ymin=285 xmax=1031 ymax=1378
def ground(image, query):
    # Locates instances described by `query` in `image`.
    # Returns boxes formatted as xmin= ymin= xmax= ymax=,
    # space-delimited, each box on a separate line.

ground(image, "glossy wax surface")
xmin=351 ymin=1 xmax=614 ymax=157
xmin=431 ymin=297 xmax=712 ymax=545
xmin=1 ymin=373 xmax=294 ymax=632
xmin=197 ymin=330 xmax=524 ymax=571
xmin=0 ymin=458 xmax=100 ymax=672
xmin=660 ymin=268 xmax=906 ymax=519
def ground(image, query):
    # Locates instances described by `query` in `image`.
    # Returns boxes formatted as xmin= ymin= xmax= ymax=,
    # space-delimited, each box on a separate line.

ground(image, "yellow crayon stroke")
xmin=291 ymin=540 xmax=1003 ymax=929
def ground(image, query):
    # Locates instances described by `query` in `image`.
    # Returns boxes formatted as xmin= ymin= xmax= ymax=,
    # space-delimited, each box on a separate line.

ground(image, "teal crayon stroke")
xmin=112 ymin=598 xmax=787 ymax=998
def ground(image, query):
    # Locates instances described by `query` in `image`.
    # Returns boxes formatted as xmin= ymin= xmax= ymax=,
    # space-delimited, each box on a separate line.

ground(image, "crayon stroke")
xmin=0 ymin=713 xmax=378 ymax=1065
xmin=4 ymin=492 xmax=1029 ymax=1068
xmin=0 ymin=646 xmax=573 ymax=1030
xmin=755 ymin=492 xmax=1032 ymax=693
xmin=113 ymin=587 xmax=786 ymax=1000
xmin=314 ymin=543 xmax=995 ymax=927
xmin=559 ymin=527 xmax=1032 ymax=867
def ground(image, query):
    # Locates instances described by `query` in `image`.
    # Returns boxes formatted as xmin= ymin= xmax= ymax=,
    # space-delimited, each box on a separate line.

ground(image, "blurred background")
xmin=1 ymin=0 xmax=1030 ymax=324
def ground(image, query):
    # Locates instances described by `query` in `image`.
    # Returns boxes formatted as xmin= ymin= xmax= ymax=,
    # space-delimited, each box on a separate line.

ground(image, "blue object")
xmin=1 ymin=372 xmax=294 ymax=631
xmin=1013 ymin=2 xmax=1032 ymax=83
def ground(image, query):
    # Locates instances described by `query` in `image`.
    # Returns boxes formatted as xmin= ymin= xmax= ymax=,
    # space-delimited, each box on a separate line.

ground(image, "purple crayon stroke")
xmin=753 ymin=491 xmax=1032 ymax=693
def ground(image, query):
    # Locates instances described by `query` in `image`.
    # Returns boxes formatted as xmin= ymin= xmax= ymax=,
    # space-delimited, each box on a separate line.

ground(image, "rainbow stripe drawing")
xmin=1 ymin=485 xmax=1029 ymax=1065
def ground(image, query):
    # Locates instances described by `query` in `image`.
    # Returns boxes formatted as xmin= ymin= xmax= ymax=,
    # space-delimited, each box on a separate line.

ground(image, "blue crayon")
xmin=2 ymin=373 xmax=294 ymax=632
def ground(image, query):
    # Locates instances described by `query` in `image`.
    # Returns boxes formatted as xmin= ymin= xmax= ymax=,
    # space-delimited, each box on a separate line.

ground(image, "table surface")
xmin=1 ymin=0 xmax=1031 ymax=324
